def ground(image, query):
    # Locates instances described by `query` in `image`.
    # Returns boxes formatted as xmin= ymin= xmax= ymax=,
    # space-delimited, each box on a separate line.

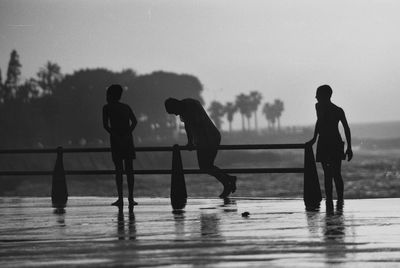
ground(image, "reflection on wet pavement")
xmin=0 ymin=197 xmax=399 ymax=267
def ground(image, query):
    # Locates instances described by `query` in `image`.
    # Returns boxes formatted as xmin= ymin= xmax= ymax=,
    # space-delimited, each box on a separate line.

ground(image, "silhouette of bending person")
xmin=308 ymin=85 xmax=353 ymax=210
xmin=103 ymin=84 xmax=138 ymax=209
xmin=165 ymin=98 xmax=237 ymax=198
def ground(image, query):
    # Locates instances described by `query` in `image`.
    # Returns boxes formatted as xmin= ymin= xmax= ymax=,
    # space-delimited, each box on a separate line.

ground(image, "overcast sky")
xmin=1 ymin=0 xmax=400 ymax=128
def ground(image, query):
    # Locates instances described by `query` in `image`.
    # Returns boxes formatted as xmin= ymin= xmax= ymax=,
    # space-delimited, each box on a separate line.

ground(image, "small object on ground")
xmin=242 ymin=211 xmax=250 ymax=217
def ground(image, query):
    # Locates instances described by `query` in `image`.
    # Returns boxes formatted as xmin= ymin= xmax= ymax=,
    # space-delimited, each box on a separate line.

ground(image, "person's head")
xmin=164 ymin=98 xmax=182 ymax=115
xmin=316 ymin=85 xmax=332 ymax=103
xmin=106 ymin=84 xmax=123 ymax=103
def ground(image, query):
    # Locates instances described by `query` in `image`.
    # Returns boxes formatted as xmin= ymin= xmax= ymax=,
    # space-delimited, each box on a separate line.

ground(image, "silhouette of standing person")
xmin=103 ymin=84 xmax=138 ymax=209
xmin=165 ymin=98 xmax=237 ymax=198
xmin=308 ymin=85 xmax=353 ymax=210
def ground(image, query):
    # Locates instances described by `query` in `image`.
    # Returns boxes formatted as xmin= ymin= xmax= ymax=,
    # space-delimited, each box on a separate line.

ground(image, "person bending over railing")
xmin=165 ymin=97 xmax=237 ymax=198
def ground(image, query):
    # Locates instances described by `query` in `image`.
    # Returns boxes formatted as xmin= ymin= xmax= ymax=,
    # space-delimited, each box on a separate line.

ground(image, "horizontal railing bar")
xmin=0 ymin=149 xmax=58 ymax=154
xmin=0 ymin=171 xmax=54 ymax=176
xmin=0 ymin=168 xmax=304 ymax=176
xmin=0 ymin=143 xmax=306 ymax=154
xmin=220 ymin=144 xmax=305 ymax=150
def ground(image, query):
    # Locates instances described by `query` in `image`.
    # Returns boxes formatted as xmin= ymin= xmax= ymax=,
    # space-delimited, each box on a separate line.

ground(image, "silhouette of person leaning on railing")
xmin=165 ymin=98 xmax=237 ymax=198
xmin=103 ymin=84 xmax=138 ymax=209
xmin=307 ymin=85 xmax=353 ymax=211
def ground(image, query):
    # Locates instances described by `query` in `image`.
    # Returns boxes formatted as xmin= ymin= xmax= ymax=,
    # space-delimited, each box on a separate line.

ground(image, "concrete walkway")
xmin=0 ymin=197 xmax=399 ymax=267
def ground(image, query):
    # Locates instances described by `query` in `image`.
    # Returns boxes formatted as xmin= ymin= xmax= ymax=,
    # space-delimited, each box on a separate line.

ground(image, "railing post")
xmin=52 ymin=146 xmax=68 ymax=208
xmin=303 ymin=144 xmax=322 ymax=210
xmin=170 ymin=144 xmax=187 ymax=211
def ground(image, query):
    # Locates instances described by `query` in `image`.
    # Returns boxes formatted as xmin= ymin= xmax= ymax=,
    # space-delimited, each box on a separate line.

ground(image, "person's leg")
xmin=197 ymin=147 xmax=235 ymax=198
xmin=112 ymin=158 xmax=124 ymax=206
xmin=197 ymin=147 xmax=222 ymax=181
xmin=322 ymin=162 xmax=334 ymax=211
xmin=332 ymin=160 xmax=344 ymax=202
xmin=322 ymin=162 xmax=333 ymax=201
xmin=124 ymin=158 xmax=137 ymax=208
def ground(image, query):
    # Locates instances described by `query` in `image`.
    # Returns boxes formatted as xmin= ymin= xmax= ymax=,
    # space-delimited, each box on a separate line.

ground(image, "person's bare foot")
xmin=129 ymin=200 xmax=138 ymax=206
xmin=111 ymin=199 xmax=123 ymax=207
xmin=219 ymin=184 xmax=232 ymax=198
xmin=336 ymin=199 xmax=344 ymax=211
xmin=326 ymin=199 xmax=334 ymax=213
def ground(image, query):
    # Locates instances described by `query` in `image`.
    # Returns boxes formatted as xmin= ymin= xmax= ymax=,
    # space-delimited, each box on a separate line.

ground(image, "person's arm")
xmin=181 ymin=101 xmax=195 ymax=149
xmin=129 ymin=107 xmax=138 ymax=132
xmin=308 ymin=120 xmax=320 ymax=145
xmin=102 ymin=106 xmax=111 ymax=134
xmin=340 ymin=109 xmax=353 ymax=161
xmin=307 ymin=104 xmax=320 ymax=145
xmin=183 ymin=116 xmax=195 ymax=147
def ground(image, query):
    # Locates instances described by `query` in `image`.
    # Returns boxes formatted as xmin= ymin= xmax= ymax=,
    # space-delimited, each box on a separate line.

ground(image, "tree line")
xmin=0 ymin=49 xmax=284 ymax=148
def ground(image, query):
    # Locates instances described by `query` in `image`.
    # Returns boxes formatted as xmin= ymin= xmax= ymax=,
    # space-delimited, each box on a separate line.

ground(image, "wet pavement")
xmin=0 ymin=197 xmax=399 ymax=267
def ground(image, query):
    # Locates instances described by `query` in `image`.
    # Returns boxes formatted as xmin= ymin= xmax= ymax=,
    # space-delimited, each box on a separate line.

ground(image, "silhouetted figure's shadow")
xmin=165 ymin=98 xmax=237 ymax=198
xmin=307 ymin=85 xmax=353 ymax=207
xmin=103 ymin=84 xmax=138 ymax=209
xmin=116 ymin=210 xmax=136 ymax=240
xmin=128 ymin=212 xmax=136 ymax=240
xmin=219 ymin=198 xmax=238 ymax=213
xmin=117 ymin=211 xmax=125 ymax=240
xmin=305 ymin=210 xmax=321 ymax=236
xmin=53 ymin=207 xmax=66 ymax=215
xmin=305 ymin=202 xmax=346 ymax=264
xmin=323 ymin=206 xmax=346 ymax=264
xmin=53 ymin=208 xmax=66 ymax=227
xmin=222 ymin=198 xmax=236 ymax=206
xmin=173 ymin=212 xmax=185 ymax=240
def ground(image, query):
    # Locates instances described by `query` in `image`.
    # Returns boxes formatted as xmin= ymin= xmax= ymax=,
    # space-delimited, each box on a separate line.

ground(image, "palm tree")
xmin=235 ymin=93 xmax=248 ymax=131
xmin=208 ymin=101 xmax=225 ymax=130
xmin=224 ymin=102 xmax=237 ymax=132
xmin=273 ymin=99 xmax=284 ymax=131
xmin=249 ymin=91 xmax=263 ymax=131
xmin=263 ymin=102 xmax=276 ymax=130
xmin=244 ymin=99 xmax=252 ymax=131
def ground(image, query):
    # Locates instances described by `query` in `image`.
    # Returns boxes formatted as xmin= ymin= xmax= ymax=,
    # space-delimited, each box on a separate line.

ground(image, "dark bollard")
xmin=52 ymin=146 xmax=68 ymax=208
xmin=303 ymin=144 xmax=322 ymax=211
xmin=170 ymin=144 xmax=187 ymax=211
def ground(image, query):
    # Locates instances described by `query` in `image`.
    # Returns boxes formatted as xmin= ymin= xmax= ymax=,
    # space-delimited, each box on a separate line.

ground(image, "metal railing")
xmin=0 ymin=143 xmax=321 ymax=210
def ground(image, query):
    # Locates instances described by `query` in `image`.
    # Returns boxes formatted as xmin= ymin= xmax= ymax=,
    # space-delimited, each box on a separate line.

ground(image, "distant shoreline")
xmin=291 ymin=120 xmax=400 ymax=140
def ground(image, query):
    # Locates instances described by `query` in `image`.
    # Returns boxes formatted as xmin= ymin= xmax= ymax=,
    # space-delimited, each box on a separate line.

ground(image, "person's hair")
xmin=316 ymin=85 xmax=332 ymax=100
xmin=107 ymin=84 xmax=123 ymax=102
xmin=164 ymin=98 xmax=181 ymax=114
